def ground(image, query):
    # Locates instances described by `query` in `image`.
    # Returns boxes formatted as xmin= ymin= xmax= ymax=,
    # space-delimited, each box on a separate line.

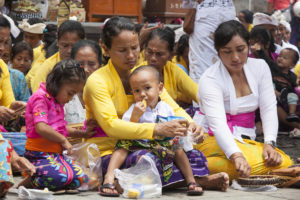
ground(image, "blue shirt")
xmin=9 ymin=67 xmax=31 ymax=102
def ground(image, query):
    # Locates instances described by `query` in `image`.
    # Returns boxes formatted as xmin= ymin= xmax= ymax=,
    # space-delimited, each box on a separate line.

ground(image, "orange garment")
xmin=25 ymin=137 xmax=62 ymax=154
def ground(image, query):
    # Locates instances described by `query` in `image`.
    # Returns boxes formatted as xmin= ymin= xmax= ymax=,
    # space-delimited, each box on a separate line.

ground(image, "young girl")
xmin=24 ymin=59 xmax=96 ymax=192
xmin=100 ymin=66 xmax=203 ymax=197
xmin=11 ymin=41 xmax=33 ymax=75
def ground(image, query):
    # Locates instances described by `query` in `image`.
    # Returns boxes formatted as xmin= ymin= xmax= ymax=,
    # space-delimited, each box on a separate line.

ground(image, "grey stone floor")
xmin=6 ymin=177 xmax=300 ymax=200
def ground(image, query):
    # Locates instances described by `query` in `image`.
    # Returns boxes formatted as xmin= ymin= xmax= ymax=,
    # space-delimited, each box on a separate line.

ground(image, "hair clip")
xmin=43 ymin=28 xmax=48 ymax=33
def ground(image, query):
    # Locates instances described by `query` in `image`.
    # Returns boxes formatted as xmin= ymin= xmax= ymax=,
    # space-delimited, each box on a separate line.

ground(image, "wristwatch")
xmin=264 ymin=140 xmax=277 ymax=148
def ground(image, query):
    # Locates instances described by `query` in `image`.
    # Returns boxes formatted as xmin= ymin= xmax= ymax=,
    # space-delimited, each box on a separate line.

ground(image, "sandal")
xmin=187 ymin=182 xmax=204 ymax=196
xmin=66 ymin=189 xmax=79 ymax=194
xmin=99 ymin=183 xmax=120 ymax=197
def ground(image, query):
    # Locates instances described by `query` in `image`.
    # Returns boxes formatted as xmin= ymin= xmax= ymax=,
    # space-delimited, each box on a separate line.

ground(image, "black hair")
xmin=214 ymin=20 xmax=250 ymax=52
xmin=176 ymin=34 xmax=189 ymax=62
xmin=134 ymin=23 xmax=144 ymax=35
xmin=102 ymin=17 xmax=136 ymax=49
xmin=46 ymin=59 xmax=86 ymax=97
xmin=27 ymin=18 xmax=44 ymax=25
xmin=71 ymin=39 xmax=102 ymax=66
xmin=145 ymin=27 xmax=175 ymax=53
xmin=11 ymin=41 xmax=33 ymax=60
xmin=284 ymin=48 xmax=299 ymax=65
xmin=250 ymin=26 xmax=276 ymax=53
xmin=240 ymin=10 xmax=254 ymax=24
xmin=43 ymin=24 xmax=58 ymax=58
xmin=129 ymin=65 xmax=161 ymax=86
xmin=57 ymin=20 xmax=85 ymax=41
xmin=0 ymin=15 xmax=10 ymax=29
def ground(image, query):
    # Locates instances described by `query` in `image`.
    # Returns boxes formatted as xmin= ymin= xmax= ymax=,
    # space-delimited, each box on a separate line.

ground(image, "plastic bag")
xmin=65 ymin=143 xmax=102 ymax=191
xmin=114 ymin=155 xmax=162 ymax=199
xmin=231 ymin=180 xmax=277 ymax=192
xmin=18 ymin=186 xmax=54 ymax=200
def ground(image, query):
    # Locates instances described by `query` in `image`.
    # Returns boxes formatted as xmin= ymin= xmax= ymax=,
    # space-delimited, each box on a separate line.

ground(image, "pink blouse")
xmin=25 ymin=83 xmax=68 ymax=138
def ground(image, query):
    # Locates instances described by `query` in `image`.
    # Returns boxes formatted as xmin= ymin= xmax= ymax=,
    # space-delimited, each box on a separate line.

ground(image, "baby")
xmin=100 ymin=66 xmax=202 ymax=197
xmin=275 ymin=48 xmax=300 ymax=122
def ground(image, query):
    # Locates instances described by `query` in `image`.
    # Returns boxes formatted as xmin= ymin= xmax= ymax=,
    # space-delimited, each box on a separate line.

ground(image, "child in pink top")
xmin=24 ymin=59 xmax=96 ymax=192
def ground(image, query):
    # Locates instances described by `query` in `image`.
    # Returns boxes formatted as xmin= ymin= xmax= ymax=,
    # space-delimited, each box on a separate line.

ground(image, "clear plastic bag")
xmin=65 ymin=143 xmax=102 ymax=191
xmin=114 ymin=155 xmax=162 ymax=199
xmin=18 ymin=186 xmax=54 ymax=200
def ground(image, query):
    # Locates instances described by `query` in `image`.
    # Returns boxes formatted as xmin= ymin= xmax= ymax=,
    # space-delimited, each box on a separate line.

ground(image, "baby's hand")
xmin=130 ymin=101 xmax=146 ymax=122
xmin=84 ymin=119 xmax=97 ymax=138
xmin=61 ymin=139 xmax=73 ymax=154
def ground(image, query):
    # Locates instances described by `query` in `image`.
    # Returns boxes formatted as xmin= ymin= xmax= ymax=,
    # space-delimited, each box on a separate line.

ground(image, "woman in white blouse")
xmin=195 ymin=20 xmax=293 ymax=180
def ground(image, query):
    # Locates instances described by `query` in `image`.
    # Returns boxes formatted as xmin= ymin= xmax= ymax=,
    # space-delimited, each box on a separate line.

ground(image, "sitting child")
xmin=274 ymin=48 xmax=300 ymax=122
xmin=24 ymin=59 xmax=96 ymax=192
xmin=100 ymin=66 xmax=202 ymax=197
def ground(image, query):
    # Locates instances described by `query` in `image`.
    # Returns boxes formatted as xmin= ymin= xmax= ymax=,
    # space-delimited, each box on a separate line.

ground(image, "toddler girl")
xmin=24 ymin=59 xmax=96 ymax=192
xmin=100 ymin=66 xmax=203 ymax=197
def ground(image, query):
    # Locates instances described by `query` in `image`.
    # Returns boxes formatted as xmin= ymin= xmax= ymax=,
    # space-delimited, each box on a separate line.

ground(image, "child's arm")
xmin=67 ymin=119 xmax=97 ymax=138
xmin=35 ymin=122 xmax=72 ymax=154
xmin=130 ymin=101 xmax=146 ymax=122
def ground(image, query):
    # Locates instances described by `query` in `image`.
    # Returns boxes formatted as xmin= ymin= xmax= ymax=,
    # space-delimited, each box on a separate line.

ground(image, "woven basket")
xmin=67 ymin=123 xmax=84 ymax=145
xmin=238 ymin=175 xmax=281 ymax=187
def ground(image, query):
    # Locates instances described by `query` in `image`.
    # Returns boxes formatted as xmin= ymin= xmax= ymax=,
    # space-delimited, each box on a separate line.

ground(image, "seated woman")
xmin=64 ymin=40 xmax=102 ymax=124
xmin=30 ymin=20 xmax=85 ymax=92
xmin=143 ymin=27 xmax=197 ymax=108
xmin=195 ymin=20 xmax=293 ymax=180
xmin=84 ymin=17 xmax=229 ymax=196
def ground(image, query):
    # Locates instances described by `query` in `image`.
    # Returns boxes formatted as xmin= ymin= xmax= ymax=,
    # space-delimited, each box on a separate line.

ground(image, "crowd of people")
xmin=0 ymin=0 xmax=300 ymax=198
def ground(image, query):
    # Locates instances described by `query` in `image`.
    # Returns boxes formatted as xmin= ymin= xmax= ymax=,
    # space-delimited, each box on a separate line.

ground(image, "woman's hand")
xmin=230 ymin=152 xmax=251 ymax=178
xmin=11 ymin=150 xmax=36 ymax=176
xmin=188 ymin=122 xmax=205 ymax=144
xmin=263 ymin=144 xmax=282 ymax=166
xmin=154 ymin=119 xmax=189 ymax=138
xmin=139 ymin=22 xmax=164 ymax=49
xmin=0 ymin=106 xmax=15 ymax=123
xmin=10 ymin=101 xmax=26 ymax=111
xmin=84 ymin=119 xmax=98 ymax=138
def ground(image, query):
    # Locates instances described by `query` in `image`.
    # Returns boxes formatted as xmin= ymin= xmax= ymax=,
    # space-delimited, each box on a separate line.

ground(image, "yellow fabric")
xmin=33 ymin=43 xmax=44 ymax=64
xmin=0 ymin=133 xmax=2 ymax=138
xmin=172 ymin=56 xmax=188 ymax=72
xmin=83 ymin=60 xmax=192 ymax=157
xmin=26 ymin=45 xmax=47 ymax=88
xmin=294 ymin=63 xmax=300 ymax=78
xmin=248 ymin=24 xmax=254 ymax=32
xmin=31 ymin=52 xmax=61 ymax=92
xmin=136 ymin=50 xmax=145 ymax=66
xmin=196 ymin=134 xmax=294 ymax=180
xmin=139 ymin=61 xmax=198 ymax=104
xmin=0 ymin=59 xmax=15 ymax=107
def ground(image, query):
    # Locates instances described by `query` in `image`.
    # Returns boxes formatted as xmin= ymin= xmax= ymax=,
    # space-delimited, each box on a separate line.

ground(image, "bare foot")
xmin=100 ymin=175 xmax=119 ymax=196
xmin=196 ymin=172 xmax=229 ymax=191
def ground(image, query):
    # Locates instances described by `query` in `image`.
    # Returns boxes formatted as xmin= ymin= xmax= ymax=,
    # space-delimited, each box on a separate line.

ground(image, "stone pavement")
xmin=6 ymin=177 xmax=300 ymax=200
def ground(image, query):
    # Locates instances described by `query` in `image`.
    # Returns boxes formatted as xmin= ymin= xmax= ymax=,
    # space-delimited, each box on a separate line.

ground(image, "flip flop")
xmin=66 ymin=189 xmax=79 ymax=194
xmin=187 ymin=182 xmax=204 ymax=196
xmin=99 ymin=183 xmax=120 ymax=197
xmin=53 ymin=189 xmax=66 ymax=195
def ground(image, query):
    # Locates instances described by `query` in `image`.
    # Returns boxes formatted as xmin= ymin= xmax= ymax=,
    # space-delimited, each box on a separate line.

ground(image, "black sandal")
xmin=187 ymin=182 xmax=204 ymax=196
xmin=99 ymin=183 xmax=120 ymax=197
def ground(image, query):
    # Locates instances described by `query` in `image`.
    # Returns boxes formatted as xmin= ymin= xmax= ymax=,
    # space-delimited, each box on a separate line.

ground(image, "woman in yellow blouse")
xmin=84 ymin=17 xmax=229 ymax=196
xmin=30 ymin=20 xmax=85 ymax=92
xmin=143 ymin=27 xmax=198 ymax=106
xmin=172 ymin=34 xmax=189 ymax=73
xmin=26 ymin=24 xmax=58 ymax=87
